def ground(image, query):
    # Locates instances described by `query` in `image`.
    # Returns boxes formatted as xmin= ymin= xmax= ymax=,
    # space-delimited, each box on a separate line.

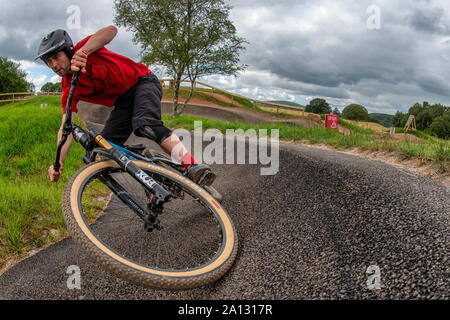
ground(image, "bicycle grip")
xmin=53 ymin=162 xmax=61 ymax=172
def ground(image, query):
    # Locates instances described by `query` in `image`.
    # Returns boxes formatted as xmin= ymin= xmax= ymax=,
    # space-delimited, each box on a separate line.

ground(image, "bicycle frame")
xmin=54 ymin=71 xmax=174 ymax=227
xmin=106 ymin=141 xmax=185 ymax=172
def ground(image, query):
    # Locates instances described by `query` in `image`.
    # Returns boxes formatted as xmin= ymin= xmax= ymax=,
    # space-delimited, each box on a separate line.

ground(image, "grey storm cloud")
xmin=0 ymin=0 xmax=137 ymax=62
xmin=226 ymin=0 xmax=450 ymax=110
xmin=1 ymin=0 xmax=450 ymax=113
xmin=0 ymin=1 xmax=75 ymax=60
xmin=407 ymin=6 xmax=450 ymax=35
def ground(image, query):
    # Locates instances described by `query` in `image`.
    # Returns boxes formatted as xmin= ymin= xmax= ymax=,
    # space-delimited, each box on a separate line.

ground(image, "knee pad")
xmin=134 ymin=125 xmax=172 ymax=145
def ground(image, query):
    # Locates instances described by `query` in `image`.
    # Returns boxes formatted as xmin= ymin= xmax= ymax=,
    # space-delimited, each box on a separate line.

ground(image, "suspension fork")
xmin=90 ymin=134 xmax=171 ymax=230
xmin=97 ymin=172 xmax=152 ymax=224
xmin=94 ymin=135 xmax=172 ymax=204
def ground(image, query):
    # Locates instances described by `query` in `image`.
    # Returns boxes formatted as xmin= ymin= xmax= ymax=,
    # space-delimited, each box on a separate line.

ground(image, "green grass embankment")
xmin=0 ymin=96 xmax=85 ymax=265
xmin=162 ymin=114 xmax=449 ymax=171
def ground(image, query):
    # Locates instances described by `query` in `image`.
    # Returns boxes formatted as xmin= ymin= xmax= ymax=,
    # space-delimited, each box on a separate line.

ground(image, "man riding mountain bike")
xmin=38 ymin=26 xmax=216 ymax=190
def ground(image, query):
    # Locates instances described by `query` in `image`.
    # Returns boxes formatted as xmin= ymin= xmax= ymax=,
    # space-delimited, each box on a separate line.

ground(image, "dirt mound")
xmin=162 ymin=97 xmax=320 ymax=127
xmin=374 ymin=132 xmax=421 ymax=143
xmin=391 ymin=133 xmax=421 ymax=142
xmin=200 ymin=91 xmax=245 ymax=107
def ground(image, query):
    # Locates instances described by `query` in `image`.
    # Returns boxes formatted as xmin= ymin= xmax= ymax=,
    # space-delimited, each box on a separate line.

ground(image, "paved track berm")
xmin=0 ymin=129 xmax=448 ymax=299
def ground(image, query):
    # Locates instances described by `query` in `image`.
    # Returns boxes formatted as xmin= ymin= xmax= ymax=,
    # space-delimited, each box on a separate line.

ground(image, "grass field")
xmin=162 ymin=114 xmax=449 ymax=169
xmin=0 ymin=96 xmax=448 ymax=270
xmin=344 ymin=119 xmax=389 ymax=132
xmin=0 ymin=96 xmax=86 ymax=266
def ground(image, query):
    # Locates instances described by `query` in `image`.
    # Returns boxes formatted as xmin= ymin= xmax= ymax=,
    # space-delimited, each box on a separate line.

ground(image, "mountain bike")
xmin=54 ymin=72 xmax=238 ymax=290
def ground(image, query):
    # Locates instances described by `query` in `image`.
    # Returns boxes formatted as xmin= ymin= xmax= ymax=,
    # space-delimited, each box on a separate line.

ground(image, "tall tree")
xmin=41 ymin=82 xmax=61 ymax=93
xmin=305 ymin=98 xmax=331 ymax=114
xmin=114 ymin=0 xmax=247 ymax=117
xmin=0 ymin=56 xmax=34 ymax=93
xmin=342 ymin=104 xmax=370 ymax=121
xmin=429 ymin=111 xmax=450 ymax=139
xmin=332 ymin=107 xmax=341 ymax=116
xmin=392 ymin=111 xmax=408 ymax=127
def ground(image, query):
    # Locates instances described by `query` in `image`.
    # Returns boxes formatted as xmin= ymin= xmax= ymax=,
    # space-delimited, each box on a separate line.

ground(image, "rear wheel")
xmin=63 ymin=160 xmax=238 ymax=290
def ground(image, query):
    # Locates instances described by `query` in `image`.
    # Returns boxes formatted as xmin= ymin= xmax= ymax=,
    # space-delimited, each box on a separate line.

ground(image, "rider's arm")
xmin=57 ymin=114 xmax=73 ymax=165
xmin=80 ymin=25 xmax=118 ymax=55
xmin=71 ymin=25 xmax=118 ymax=73
xmin=49 ymin=114 xmax=73 ymax=182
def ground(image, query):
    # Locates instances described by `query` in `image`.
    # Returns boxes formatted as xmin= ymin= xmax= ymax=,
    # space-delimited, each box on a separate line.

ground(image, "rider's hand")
xmin=49 ymin=163 xmax=63 ymax=183
xmin=70 ymin=49 xmax=88 ymax=73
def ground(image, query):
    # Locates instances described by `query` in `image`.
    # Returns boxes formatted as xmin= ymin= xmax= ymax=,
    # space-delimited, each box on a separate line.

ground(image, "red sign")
xmin=325 ymin=115 xmax=339 ymax=129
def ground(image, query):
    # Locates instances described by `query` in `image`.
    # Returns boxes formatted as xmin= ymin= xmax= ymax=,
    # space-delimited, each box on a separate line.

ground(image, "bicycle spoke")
xmin=138 ymin=231 xmax=146 ymax=265
xmin=95 ymin=217 xmax=137 ymax=225
xmin=78 ymin=167 xmax=226 ymax=272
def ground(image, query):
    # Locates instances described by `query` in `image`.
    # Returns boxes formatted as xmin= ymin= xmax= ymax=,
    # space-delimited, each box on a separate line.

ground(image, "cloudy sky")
xmin=1 ymin=0 xmax=450 ymax=114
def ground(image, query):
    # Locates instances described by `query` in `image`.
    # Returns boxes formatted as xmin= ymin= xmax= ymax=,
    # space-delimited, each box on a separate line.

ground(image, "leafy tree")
xmin=428 ymin=104 xmax=445 ymax=119
xmin=0 ymin=56 xmax=34 ymax=93
xmin=332 ymin=107 xmax=341 ymax=116
xmin=415 ymin=109 xmax=433 ymax=131
xmin=305 ymin=98 xmax=331 ymax=114
xmin=392 ymin=111 xmax=402 ymax=127
xmin=342 ymin=104 xmax=370 ymax=121
xmin=393 ymin=103 xmax=449 ymax=138
xmin=429 ymin=112 xmax=450 ymax=140
xmin=114 ymin=0 xmax=247 ymax=117
xmin=41 ymin=82 xmax=61 ymax=92
xmin=404 ymin=102 xmax=448 ymax=132
xmin=408 ymin=102 xmax=424 ymax=116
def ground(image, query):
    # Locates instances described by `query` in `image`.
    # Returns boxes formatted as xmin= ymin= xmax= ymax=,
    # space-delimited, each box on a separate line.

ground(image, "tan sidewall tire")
xmin=62 ymin=160 xmax=238 ymax=290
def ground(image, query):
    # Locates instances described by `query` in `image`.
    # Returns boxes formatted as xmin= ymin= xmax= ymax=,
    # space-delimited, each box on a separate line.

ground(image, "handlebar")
xmin=53 ymin=71 xmax=81 ymax=172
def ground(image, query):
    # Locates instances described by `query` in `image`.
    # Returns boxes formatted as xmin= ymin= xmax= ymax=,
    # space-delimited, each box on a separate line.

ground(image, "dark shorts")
xmin=101 ymin=73 xmax=169 ymax=145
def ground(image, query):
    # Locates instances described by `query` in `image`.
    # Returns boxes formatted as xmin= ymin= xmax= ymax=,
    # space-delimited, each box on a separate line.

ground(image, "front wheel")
xmin=62 ymin=160 xmax=238 ymax=290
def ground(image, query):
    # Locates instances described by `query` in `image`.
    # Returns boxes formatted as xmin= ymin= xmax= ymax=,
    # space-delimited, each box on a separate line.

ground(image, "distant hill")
xmin=370 ymin=113 xmax=394 ymax=127
xmin=268 ymin=100 xmax=305 ymax=108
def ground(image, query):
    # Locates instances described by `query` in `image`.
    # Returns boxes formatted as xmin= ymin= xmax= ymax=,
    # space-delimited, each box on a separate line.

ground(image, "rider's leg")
xmin=160 ymin=133 xmax=216 ymax=186
xmin=158 ymin=132 xmax=194 ymax=165
xmin=134 ymin=125 xmax=216 ymax=186
xmin=100 ymin=98 xmax=134 ymax=146
xmin=131 ymin=74 xmax=217 ymax=186
xmin=100 ymin=74 xmax=214 ymax=186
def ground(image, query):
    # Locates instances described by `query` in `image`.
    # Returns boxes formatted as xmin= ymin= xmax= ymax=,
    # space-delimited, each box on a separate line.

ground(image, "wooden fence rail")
xmin=2 ymin=80 xmax=305 ymax=114
xmin=159 ymin=78 xmax=305 ymax=114
xmin=0 ymin=92 xmax=61 ymax=104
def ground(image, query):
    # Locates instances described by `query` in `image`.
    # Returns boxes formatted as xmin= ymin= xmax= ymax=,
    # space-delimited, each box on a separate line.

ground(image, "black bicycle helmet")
xmin=36 ymin=29 xmax=74 ymax=62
